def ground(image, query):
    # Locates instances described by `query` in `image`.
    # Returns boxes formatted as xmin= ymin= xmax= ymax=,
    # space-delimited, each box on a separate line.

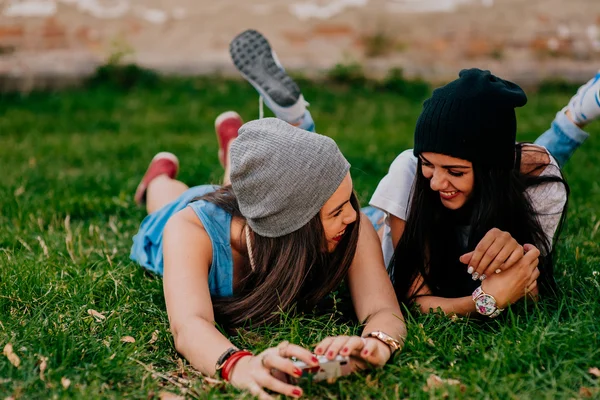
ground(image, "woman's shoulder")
xmin=169 ymin=206 xmax=205 ymax=228
xmin=370 ymin=149 xmax=417 ymax=220
xmin=393 ymin=149 xmax=418 ymax=167
xmin=163 ymin=207 xmax=214 ymax=274
xmin=166 ymin=204 xmax=242 ymax=259
xmin=164 ymin=207 xmax=209 ymax=245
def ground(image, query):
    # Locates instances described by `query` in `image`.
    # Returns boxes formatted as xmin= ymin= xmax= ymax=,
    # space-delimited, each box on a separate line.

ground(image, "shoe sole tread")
xmin=230 ymin=30 xmax=300 ymax=107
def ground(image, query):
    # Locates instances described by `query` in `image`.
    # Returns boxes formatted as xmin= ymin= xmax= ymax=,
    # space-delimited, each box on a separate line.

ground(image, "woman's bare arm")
xmin=162 ymin=207 xmax=235 ymax=376
xmin=408 ymin=246 xmax=540 ymax=316
xmin=408 ymin=274 xmax=476 ymax=316
xmin=348 ymin=214 xmax=406 ymax=347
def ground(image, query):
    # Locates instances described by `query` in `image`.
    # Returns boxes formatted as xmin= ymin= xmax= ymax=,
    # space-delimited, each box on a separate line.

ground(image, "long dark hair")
xmin=194 ymin=186 xmax=361 ymax=327
xmin=391 ymin=144 xmax=569 ymax=305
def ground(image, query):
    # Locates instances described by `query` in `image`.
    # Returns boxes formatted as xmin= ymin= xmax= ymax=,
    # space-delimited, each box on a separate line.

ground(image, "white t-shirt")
xmin=369 ymin=147 xmax=567 ymax=266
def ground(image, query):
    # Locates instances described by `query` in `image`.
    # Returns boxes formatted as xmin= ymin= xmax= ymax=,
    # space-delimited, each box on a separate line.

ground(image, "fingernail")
xmin=479 ymin=274 xmax=486 ymax=281
xmin=342 ymin=347 xmax=349 ymax=353
xmin=292 ymin=389 xmax=302 ymax=397
xmin=315 ymin=347 xmax=322 ymax=354
xmin=327 ymin=351 xmax=334 ymax=358
xmin=495 ymin=269 xmax=501 ymax=274
xmin=293 ymin=367 xmax=302 ymax=376
xmin=467 ymin=266 xmax=474 ymax=274
xmin=311 ymin=356 xmax=319 ymax=364
xmin=471 ymin=272 xmax=479 ymax=280
xmin=362 ymin=349 xmax=369 ymax=356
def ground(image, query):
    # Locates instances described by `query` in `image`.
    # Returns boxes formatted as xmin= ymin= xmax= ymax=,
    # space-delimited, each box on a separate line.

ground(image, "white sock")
xmin=568 ymin=71 xmax=600 ymax=125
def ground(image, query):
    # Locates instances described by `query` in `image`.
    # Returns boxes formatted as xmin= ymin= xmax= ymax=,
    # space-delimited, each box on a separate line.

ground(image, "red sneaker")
xmin=134 ymin=152 xmax=179 ymax=205
xmin=215 ymin=111 xmax=243 ymax=168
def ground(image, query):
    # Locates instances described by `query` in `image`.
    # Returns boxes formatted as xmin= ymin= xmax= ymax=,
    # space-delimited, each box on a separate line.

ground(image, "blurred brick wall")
xmin=0 ymin=0 xmax=599 ymax=90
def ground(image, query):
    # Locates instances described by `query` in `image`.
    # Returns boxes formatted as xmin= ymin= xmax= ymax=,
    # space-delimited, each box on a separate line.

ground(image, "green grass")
xmin=1 ymin=73 xmax=599 ymax=399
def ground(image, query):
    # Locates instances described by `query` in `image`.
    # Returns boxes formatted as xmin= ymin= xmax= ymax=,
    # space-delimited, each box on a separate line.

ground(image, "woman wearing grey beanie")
xmin=130 ymin=118 xmax=406 ymax=399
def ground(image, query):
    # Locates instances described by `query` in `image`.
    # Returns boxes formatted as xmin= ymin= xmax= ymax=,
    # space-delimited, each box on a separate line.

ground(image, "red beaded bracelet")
xmin=220 ymin=350 xmax=253 ymax=381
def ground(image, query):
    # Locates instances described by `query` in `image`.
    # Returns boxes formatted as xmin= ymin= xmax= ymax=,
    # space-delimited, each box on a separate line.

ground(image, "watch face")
xmin=475 ymin=294 xmax=497 ymax=316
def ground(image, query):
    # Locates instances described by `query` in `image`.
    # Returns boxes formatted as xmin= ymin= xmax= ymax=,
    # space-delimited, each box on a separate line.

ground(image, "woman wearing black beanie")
xmin=375 ymin=68 xmax=574 ymax=317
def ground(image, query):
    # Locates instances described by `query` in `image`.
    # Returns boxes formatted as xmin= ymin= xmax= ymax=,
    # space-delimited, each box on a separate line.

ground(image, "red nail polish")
xmin=327 ymin=351 xmax=334 ymax=357
xmin=294 ymin=367 xmax=302 ymax=376
xmin=292 ymin=389 xmax=302 ymax=397
xmin=315 ymin=347 xmax=322 ymax=354
xmin=362 ymin=350 xmax=369 ymax=356
xmin=311 ymin=356 xmax=319 ymax=364
xmin=342 ymin=347 xmax=349 ymax=353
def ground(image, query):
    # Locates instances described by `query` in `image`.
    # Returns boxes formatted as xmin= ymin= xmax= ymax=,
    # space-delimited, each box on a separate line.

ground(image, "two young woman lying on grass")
xmin=128 ymin=29 xmax=598 ymax=399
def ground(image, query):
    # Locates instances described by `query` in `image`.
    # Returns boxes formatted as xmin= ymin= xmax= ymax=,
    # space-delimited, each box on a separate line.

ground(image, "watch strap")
xmin=489 ymin=307 xmax=504 ymax=318
xmin=472 ymin=286 xmax=484 ymax=301
xmin=215 ymin=347 xmax=240 ymax=371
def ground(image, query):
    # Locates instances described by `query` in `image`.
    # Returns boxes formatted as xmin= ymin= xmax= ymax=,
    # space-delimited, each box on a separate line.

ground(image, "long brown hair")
xmin=194 ymin=186 xmax=361 ymax=327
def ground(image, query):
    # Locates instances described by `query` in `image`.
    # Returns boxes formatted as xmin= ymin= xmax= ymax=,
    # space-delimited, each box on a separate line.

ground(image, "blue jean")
xmin=534 ymin=110 xmax=589 ymax=167
xmin=297 ymin=110 xmax=316 ymax=132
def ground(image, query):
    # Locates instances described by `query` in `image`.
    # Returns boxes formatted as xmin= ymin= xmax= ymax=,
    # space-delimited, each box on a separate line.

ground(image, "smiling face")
xmin=320 ymin=172 xmax=358 ymax=252
xmin=419 ymin=152 xmax=475 ymax=210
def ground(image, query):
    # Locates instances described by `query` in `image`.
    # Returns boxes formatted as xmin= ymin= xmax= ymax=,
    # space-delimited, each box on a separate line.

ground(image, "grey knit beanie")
xmin=229 ymin=118 xmax=350 ymax=238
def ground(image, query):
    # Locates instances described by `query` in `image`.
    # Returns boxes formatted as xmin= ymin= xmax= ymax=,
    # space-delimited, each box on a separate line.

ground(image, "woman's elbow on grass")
xmin=169 ymin=318 xmax=201 ymax=356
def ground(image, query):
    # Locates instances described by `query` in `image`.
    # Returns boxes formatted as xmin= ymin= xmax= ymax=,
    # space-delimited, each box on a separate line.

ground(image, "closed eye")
xmin=448 ymin=170 xmax=464 ymax=177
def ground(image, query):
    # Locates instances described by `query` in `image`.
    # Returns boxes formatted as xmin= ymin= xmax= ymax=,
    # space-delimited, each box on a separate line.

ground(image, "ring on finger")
xmin=260 ymin=354 xmax=268 ymax=368
xmin=277 ymin=341 xmax=290 ymax=357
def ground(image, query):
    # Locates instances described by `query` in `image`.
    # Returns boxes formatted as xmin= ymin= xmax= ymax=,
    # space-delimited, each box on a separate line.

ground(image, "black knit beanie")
xmin=414 ymin=68 xmax=527 ymax=169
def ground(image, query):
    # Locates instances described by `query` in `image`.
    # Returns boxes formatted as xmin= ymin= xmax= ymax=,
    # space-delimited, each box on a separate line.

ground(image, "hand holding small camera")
xmin=230 ymin=335 xmax=394 ymax=398
xmin=229 ymin=341 xmax=317 ymax=400
xmin=314 ymin=335 xmax=392 ymax=369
